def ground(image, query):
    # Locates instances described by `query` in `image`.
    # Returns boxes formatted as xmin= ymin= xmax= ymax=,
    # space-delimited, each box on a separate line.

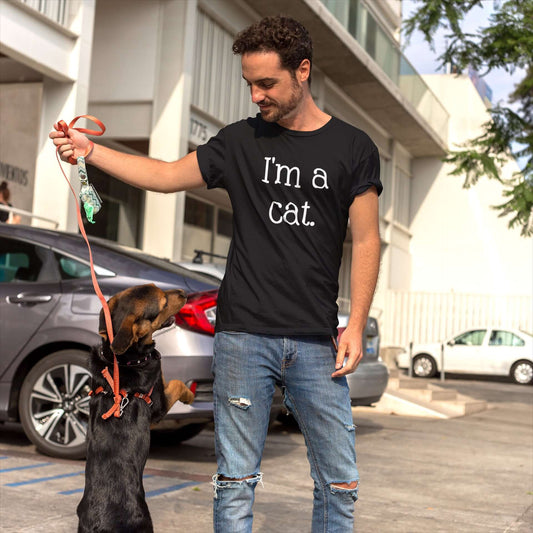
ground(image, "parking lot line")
xmin=5 ymin=470 xmax=85 ymax=487
xmin=145 ymin=480 xmax=200 ymax=498
xmin=0 ymin=462 xmax=51 ymax=473
xmin=0 ymin=453 xmax=206 ymax=502
xmin=58 ymin=487 xmax=84 ymax=495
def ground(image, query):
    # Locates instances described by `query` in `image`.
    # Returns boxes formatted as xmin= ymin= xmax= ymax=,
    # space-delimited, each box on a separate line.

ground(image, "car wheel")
xmin=19 ymin=350 xmax=91 ymax=459
xmin=412 ymin=354 xmax=437 ymax=378
xmin=511 ymin=361 xmax=533 ymax=385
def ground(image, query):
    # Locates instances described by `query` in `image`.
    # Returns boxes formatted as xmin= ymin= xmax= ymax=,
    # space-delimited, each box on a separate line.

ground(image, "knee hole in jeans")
xmin=330 ymin=481 xmax=358 ymax=490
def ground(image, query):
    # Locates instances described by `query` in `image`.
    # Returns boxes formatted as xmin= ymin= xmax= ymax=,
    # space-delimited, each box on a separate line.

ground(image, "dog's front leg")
xmin=163 ymin=378 xmax=195 ymax=410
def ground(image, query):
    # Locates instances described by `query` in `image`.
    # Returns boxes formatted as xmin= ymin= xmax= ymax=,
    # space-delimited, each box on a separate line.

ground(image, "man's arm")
xmin=332 ymin=186 xmax=380 ymax=378
xmin=50 ymin=127 xmax=205 ymax=193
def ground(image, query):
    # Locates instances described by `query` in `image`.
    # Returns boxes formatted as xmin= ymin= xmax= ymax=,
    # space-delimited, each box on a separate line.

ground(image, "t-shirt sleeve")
xmin=350 ymin=142 xmax=383 ymax=203
xmin=196 ymin=128 xmax=226 ymax=190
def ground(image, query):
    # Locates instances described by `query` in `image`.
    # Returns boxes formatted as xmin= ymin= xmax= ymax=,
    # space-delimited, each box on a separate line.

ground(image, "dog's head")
xmin=99 ymin=284 xmax=187 ymax=355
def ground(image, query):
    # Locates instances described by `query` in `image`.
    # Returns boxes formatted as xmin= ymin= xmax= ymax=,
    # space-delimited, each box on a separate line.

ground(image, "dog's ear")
xmin=111 ymin=315 xmax=153 ymax=354
xmin=98 ymin=295 xmax=118 ymax=340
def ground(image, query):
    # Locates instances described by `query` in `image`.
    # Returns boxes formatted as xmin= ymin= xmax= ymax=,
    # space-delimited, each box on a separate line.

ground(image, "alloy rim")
xmin=514 ymin=363 xmax=533 ymax=384
xmin=28 ymin=364 xmax=90 ymax=448
xmin=414 ymin=357 xmax=433 ymax=377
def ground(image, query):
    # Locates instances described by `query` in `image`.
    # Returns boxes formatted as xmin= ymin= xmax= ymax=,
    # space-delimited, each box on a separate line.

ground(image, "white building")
xmin=1 ymin=0 xmax=530 ymax=352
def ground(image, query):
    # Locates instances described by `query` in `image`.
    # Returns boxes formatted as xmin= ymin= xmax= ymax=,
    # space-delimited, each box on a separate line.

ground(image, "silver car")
xmin=0 ymin=225 xmax=218 ymax=459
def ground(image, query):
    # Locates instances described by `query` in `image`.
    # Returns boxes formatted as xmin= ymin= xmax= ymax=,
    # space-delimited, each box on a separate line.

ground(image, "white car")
xmin=396 ymin=327 xmax=533 ymax=385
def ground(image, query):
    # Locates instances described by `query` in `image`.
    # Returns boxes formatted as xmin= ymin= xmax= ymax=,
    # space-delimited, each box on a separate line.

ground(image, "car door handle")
xmin=6 ymin=293 xmax=53 ymax=304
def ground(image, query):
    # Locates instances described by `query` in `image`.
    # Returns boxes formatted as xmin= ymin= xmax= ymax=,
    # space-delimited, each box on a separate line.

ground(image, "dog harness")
xmin=89 ymin=366 xmax=154 ymax=418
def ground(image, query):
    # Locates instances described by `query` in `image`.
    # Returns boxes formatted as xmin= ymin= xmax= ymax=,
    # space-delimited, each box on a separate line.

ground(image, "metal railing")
xmin=0 ymin=204 xmax=59 ymax=228
xmin=321 ymin=0 xmax=449 ymax=141
xmin=16 ymin=0 xmax=70 ymax=27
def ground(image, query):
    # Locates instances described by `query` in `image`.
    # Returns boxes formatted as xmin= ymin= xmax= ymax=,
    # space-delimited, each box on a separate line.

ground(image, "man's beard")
xmin=259 ymin=80 xmax=303 ymax=123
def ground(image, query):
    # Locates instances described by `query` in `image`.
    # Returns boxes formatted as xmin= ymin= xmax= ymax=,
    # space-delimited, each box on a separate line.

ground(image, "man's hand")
xmin=49 ymin=125 xmax=93 ymax=164
xmin=331 ymin=325 xmax=364 ymax=378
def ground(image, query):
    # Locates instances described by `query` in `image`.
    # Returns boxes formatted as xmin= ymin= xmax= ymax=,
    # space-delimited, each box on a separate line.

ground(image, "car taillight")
xmin=174 ymin=289 xmax=218 ymax=336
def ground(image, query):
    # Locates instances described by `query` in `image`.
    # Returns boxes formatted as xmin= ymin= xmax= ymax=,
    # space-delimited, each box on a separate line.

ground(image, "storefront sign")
xmin=0 ymin=161 xmax=29 ymax=187
xmin=189 ymin=112 xmax=219 ymax=147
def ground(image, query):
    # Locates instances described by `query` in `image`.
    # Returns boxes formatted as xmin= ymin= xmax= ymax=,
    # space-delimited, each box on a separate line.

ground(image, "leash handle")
xmin=56 ymin=115 xmax=105 ymax=165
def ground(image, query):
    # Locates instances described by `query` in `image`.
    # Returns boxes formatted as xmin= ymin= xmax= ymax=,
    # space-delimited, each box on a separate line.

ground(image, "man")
xmin=51 ymin=15 xmax=382 ymax=532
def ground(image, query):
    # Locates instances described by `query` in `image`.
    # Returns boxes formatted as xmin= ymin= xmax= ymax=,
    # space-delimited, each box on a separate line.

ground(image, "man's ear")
xmin=297 ymin=58 xmax=311 ymax=84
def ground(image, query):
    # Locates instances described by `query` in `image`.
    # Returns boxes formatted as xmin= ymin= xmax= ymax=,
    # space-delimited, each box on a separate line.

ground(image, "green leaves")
xmin=404 ymin=0 xmax=533 ymax=236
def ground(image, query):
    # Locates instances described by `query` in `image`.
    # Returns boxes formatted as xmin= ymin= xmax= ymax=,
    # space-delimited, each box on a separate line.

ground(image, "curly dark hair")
xmin=233 ymin=15 xmax=313 ymax=85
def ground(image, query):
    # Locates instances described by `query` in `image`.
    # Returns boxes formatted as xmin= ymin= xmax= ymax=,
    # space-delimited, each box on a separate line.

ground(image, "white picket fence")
xmin=381 ymin=290 xmax=532 ymax=347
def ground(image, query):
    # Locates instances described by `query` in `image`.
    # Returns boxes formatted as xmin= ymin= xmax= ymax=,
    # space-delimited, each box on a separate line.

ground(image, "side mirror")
xmin=447 ymin=339 xmax=455 ymax=347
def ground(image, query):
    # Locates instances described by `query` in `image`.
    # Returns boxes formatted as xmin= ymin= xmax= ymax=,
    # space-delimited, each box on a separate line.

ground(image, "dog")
xmin=77 ymin=283 xmax=195 ymax=533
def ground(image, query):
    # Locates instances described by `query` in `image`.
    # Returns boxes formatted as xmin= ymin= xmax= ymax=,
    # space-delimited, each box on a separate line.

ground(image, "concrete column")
xmin=33 ymin=0 xmax=96 ymax=231
xmin=144 ymin=0 xmax=198 ymax=261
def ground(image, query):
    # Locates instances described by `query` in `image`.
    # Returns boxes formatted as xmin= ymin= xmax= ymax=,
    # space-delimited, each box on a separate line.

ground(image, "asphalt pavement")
xmin=0 ymin=376 xmax=531 ymax=532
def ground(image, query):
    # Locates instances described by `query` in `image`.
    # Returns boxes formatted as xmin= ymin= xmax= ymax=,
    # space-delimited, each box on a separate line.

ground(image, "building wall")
xmin=0 ymin=83 xmax=42 ymax=218
xmin=410 ymin=74 xmax=532 ymax=296
xmin=9 ymin=0 xmax=526 ymax=345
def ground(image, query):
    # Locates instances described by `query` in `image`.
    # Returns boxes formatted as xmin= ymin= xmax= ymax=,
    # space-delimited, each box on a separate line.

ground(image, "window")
xmin=489 ymin=330 xmax=525 ymax=347
xmin=182 ymin=196 xmax=232 ymax=263
xmin=184 ymin=197 xmax=214 ymax=229
xmin=454 ymin=330 xmax=487 ymax=346
xmin=84 ymin=163 xmax=143 ymax=247
xmin=56 ymin=254 xmax=92 ymax=280
xmin=0 ymin=237 xmax=57 ymax=283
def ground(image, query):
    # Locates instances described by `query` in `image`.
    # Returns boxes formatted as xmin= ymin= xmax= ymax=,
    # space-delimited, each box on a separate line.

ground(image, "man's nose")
xmin=250 ymin=86 xmax=264 ymax=103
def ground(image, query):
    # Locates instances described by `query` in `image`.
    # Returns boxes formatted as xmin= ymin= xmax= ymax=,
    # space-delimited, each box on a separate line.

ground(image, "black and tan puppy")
xmin=78 ymin=284 xmax=194 ymax=533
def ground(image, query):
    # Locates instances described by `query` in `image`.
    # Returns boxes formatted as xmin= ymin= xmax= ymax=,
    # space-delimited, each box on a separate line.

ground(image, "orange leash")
xmin=54 ymin=115 xmax=123 ymax=419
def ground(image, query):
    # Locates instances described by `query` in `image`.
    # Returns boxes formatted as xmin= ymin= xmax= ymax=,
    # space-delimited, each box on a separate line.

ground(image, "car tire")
xmin=19 ymin=350 xmax=91 ymax=459
xmin=511 ymin=360 xmax=533 ymax=385
xmin=412 ymin=354 xmax=437 ymax=378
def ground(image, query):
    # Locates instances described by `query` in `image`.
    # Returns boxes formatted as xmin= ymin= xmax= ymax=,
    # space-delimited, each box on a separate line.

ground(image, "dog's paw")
xmin=164 ymin=379 xmax=195 ymax=410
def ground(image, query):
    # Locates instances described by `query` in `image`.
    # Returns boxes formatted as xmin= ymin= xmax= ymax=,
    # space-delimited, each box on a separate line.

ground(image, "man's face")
xmin=241 ymin=51 xmax=305 ymax=123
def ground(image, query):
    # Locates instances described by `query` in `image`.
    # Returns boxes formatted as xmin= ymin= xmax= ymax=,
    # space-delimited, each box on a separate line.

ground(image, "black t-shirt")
xmin=196 ymin=115 xmax=382 ymax=336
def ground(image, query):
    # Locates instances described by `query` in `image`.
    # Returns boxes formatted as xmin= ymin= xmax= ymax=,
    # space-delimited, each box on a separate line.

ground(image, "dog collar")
xmin=99 ymin=347 xmax=161 ymax=367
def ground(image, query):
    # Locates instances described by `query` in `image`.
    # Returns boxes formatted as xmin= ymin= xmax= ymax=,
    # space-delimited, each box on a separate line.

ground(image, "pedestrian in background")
xmin=0 ymin=181 xmax=21 ymax=224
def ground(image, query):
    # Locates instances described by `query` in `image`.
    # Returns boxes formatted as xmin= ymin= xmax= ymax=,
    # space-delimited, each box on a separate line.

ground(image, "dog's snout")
xmin=161 ymin=315 xmax=176 ymax=329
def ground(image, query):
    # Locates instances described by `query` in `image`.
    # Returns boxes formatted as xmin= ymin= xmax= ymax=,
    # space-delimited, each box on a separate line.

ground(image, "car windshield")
xmin=179 ymin=265 xmax=222 ymax=286
xmin=89 ymin=237 xmax=219 ymax=286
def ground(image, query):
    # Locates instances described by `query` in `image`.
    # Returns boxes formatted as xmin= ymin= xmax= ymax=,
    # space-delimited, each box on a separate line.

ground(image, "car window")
xmin=454 ymin=330 xmax=487 ymax=346
xmin=56 ymin=254 xmax=92 ymax=279
xmin=0 ymin=237 xmax=58 ymax=283
xmin=489 ymin=330 xmax=525 ymax=347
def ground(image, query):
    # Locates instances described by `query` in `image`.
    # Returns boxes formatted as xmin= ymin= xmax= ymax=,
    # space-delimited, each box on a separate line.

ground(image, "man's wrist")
xmin=84 ymin=141 xmax=95 ymax=162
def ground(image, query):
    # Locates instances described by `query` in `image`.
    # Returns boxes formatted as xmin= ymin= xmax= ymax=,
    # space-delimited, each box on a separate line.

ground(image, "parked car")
xmin=396 ymin=327 xmax=533 ymax=385
xmin=179 ymin=254 xmax=390 ymax=407
xmin=0 ymin=224 xmax=219 ymax=459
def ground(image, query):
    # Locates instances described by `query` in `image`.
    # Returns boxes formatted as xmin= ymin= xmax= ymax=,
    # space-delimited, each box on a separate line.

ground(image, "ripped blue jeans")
xmin=212 ymin=332 xmax=359 ymax=533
